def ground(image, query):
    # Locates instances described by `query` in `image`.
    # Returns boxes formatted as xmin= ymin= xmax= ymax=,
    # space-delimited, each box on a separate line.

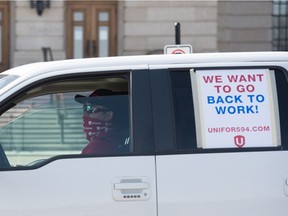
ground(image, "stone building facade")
xmin=0 ymin=0 xmax=276 ymax=71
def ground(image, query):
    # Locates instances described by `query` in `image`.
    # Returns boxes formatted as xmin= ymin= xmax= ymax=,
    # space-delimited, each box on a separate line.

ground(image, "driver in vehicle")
xmin=74 ymin=89 xmax=129 ymax=154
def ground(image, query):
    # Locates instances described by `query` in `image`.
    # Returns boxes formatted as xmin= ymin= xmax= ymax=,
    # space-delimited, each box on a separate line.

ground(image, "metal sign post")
xmin=164 ymin=22 xmax=193 ymax=54
xmin=175 ymin=22 xmax=181 ymax=45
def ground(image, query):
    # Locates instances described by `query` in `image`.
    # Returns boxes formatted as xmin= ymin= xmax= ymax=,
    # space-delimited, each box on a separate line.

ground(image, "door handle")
xmin=114 ymin=182 xmax=149 ymax=190
xmin=285 ymin=174 xmax=288 ymax=197
xmin=112 ymin=177 xmax=151 ymax=201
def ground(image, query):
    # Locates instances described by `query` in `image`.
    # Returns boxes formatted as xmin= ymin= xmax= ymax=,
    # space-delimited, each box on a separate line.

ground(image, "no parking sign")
xmin=164 ymin=44 xmax=193 ymax=54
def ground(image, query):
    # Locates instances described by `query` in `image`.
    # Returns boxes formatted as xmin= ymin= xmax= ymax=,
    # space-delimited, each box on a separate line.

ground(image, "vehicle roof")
xmin=3 ymin=51 xmax=288 ymax=77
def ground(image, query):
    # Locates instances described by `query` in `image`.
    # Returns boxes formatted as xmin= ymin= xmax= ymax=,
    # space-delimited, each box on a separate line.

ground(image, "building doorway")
xmin=0 ymin=1 xmax=9 ymax=72
xmin=66 ymin=1 xmax=117 ymax=59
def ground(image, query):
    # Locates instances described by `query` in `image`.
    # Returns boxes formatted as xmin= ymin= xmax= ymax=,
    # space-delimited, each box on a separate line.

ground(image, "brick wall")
xmin=13 ymin=0 xmax=65 ymax=67
xmin=122 ymin=1 xmax=218 ymax=55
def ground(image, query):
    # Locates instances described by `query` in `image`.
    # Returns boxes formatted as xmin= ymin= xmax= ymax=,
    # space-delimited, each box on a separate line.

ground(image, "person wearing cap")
xmin=75 ymin=89 xmax=129 ymax=155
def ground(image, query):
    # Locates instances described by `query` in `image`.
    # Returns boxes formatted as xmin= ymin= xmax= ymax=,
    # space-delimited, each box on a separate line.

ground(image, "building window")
xmin=272 ymin=0 xmax=288 ymax=51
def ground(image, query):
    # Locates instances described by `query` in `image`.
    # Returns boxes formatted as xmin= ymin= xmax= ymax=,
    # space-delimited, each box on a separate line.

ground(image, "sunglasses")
xmin=83 ymin=104 xmax=109 ymax=114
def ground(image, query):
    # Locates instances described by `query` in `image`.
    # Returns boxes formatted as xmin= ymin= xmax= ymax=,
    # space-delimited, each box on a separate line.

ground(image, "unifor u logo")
xmin=234 ymin=135 xmax=245 ymax=148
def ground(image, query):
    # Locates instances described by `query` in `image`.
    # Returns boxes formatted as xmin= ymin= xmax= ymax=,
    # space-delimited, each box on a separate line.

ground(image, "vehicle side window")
xmin=170 ymin=68 xmax=288 ymax=151
xmin=170 ymin=71 xmax=197 ymax=149
xmin=274 ymin=70 xmax=288 ymax=149
xmin=0 ymin=76 xmax=131 ymax=169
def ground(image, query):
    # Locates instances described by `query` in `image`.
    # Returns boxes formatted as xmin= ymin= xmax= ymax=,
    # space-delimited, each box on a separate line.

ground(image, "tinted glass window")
xmin=170 ymin=68 xmax=288 ymax=151
xmin=170 ymin=71 xmax=197 ymax=149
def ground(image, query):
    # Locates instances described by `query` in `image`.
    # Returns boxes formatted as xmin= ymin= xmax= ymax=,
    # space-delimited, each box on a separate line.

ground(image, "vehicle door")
xmin=0 ymin=68 xmax=157 ymax=216
xmin=151 ymin=65 xmax=288 ymax=216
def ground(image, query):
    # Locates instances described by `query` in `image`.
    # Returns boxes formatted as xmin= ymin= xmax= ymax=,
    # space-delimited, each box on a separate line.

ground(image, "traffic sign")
xmin=164 ymin=44 xmax=193 ymax=54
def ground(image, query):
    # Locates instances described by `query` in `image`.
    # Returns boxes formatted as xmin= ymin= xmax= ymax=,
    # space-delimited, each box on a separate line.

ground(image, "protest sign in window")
xmin=191 ymin=68 xmax=280 ymax=149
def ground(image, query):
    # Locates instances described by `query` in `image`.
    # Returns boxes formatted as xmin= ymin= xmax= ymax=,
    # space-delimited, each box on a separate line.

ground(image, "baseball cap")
xmin=74 ymin=89 xmax=127 ymax=110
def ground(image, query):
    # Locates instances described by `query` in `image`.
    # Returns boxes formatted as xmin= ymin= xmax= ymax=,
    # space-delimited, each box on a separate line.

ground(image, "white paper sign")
xmin=191 ymin=69 xmax=280 ymax=149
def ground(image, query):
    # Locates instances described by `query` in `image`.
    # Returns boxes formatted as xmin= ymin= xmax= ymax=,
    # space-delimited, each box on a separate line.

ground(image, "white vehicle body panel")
xmin=156 ymin=152 xmax=288 ymax=216
xmin=0 ymin=156 xmax=157 ymax=216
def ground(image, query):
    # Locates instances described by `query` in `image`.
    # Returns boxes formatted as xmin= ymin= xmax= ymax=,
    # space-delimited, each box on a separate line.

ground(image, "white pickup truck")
xmin=0 ymin=52 xmax=287 ymax=216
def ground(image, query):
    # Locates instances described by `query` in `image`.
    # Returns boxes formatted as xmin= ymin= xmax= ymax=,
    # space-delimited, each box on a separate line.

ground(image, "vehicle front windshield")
xmin=0 ymin=74 xmax=19 ymax=90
